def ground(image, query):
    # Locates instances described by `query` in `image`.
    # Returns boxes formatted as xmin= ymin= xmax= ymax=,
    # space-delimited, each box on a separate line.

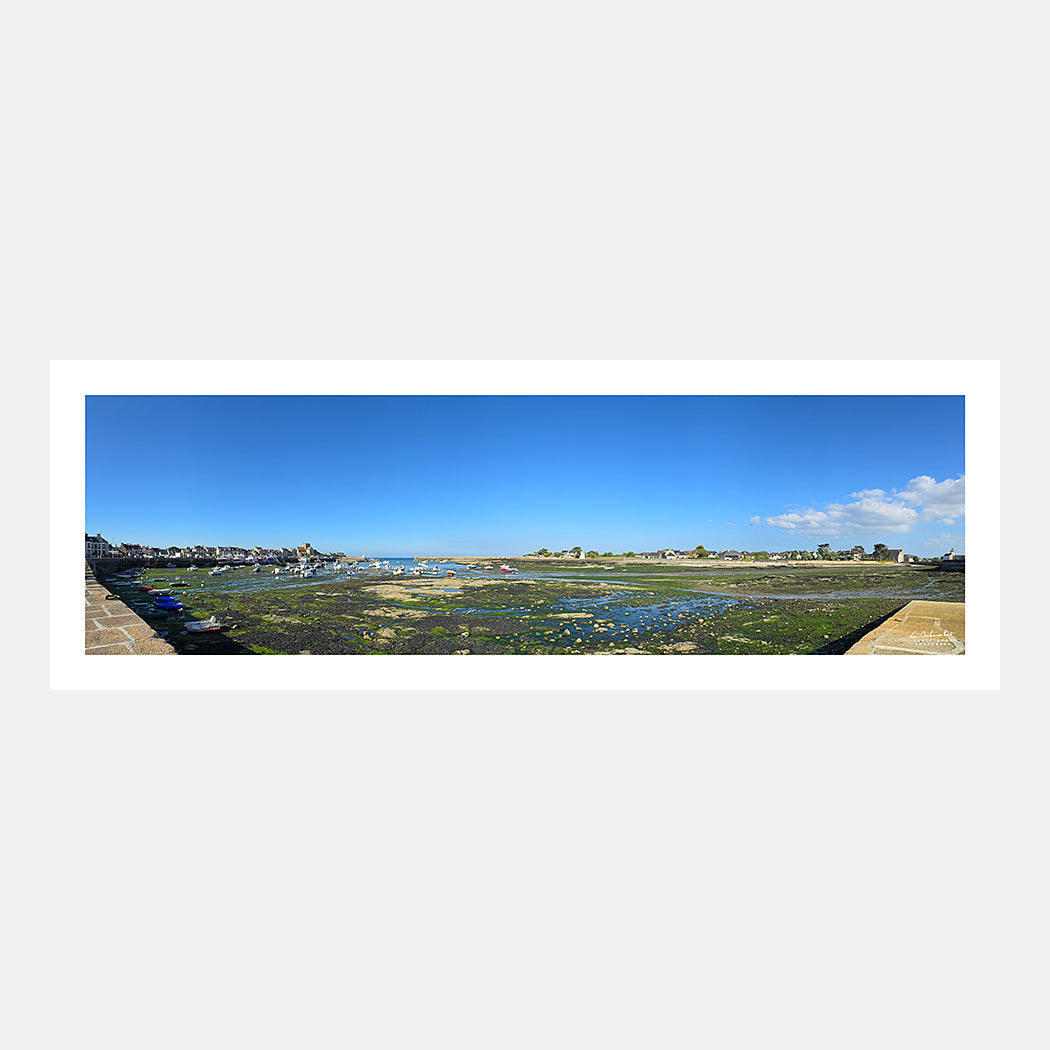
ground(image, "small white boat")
xmin=446 ymin=569 xmax=456 ymax=576
xmin=188 ymin=565 xmax=197 ymax=571
xmin=186 ymin=615 xmax=221 ymax=633
xmin=500 ymin=564 xmax=517 ymax=573
xmin=253 ymin=565 xmax=261 ymax=572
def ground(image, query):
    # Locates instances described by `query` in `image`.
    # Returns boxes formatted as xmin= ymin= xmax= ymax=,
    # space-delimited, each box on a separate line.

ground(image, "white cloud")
xmin=761 ymin=475 xmax=964 ymax=537
xmin=897 ymin=475 xmax=966 ymax=524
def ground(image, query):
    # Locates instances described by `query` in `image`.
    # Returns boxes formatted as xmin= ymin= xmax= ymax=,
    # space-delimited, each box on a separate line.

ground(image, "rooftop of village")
xmin=86 ymin=534 xmax=963 ymax=565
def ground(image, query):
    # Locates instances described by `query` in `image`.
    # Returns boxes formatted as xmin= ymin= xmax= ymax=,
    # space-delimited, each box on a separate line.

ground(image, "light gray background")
xmin=14 ymin=1 xmax=1041 ymax=1045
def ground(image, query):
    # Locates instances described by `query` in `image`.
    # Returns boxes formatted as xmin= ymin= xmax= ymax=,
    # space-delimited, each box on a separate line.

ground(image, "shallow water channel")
xmin=381 ymin=586 xmax=745 ymax=645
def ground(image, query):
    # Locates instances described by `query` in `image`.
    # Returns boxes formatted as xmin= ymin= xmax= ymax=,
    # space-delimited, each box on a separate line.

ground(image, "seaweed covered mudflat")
xmin=98 ymin=562 xmax=964 ymax=655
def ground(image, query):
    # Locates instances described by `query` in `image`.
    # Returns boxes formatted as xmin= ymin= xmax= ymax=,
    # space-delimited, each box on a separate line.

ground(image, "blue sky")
xmin=85 ymin=395 xmax=965 ymax=556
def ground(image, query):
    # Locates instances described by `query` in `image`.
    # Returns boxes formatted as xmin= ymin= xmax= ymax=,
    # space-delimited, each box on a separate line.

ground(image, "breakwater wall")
xmin=90 ymin=557 xmax=218 ymax=574
xmin=84 ymin=562 xmax=177 ymax=655
xmin=89 ymin=557 xmax=300 ymax=574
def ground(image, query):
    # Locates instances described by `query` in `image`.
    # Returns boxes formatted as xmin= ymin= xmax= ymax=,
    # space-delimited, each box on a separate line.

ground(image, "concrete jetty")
xmin=845 ymin=600 xmax=965 ymax=655
xmin=85 ymin=563 xmax=177 ymax=655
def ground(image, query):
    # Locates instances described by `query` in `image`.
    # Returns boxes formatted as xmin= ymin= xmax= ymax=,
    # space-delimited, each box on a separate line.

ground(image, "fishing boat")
xmin=500 ymin=564 xmax=517 ymax=573
xmin=186 ymin=615 xmax=221 ymax=633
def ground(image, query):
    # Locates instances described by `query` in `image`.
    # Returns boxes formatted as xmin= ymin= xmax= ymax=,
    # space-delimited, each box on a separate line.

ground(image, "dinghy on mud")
xmin=186 ymin=615 xmax=222 ymax=633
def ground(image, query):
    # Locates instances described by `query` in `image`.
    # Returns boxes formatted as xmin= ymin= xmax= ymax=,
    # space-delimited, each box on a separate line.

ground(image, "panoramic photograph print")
xmin=84 ymin=393 xmax=965 ymax=657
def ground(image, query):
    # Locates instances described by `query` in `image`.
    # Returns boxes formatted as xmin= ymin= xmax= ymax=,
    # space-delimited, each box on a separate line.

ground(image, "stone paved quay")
xmin=85 ymin=563 xmax=177 ymax=655
xmin=845 ymin=600 xmax=965 ymax=655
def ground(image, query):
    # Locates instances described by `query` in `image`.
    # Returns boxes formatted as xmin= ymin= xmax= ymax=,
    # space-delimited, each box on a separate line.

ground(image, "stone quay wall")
xmin=89 ymin=557 xmax=217 ymax=573
xmin=88 ymin=556 xmax=315 ymax=574
xmin=85 ymin=563 xmax=177 ymax=655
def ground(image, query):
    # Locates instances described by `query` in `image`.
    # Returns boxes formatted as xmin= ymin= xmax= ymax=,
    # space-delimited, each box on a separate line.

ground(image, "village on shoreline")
xmin=86 ymin=532 xmax=964 ymax=570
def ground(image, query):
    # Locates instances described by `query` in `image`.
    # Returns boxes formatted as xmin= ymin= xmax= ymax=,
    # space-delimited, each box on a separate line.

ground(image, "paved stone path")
xmin=845 ymin=600 xmax=965 ymax=655
xmin=85 ymin=563 xmax=177 ymax=655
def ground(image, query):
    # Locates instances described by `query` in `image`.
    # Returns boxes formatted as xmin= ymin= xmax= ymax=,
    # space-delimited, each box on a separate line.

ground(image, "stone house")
xmin=85 ymin=533 xmax=112 ymax=559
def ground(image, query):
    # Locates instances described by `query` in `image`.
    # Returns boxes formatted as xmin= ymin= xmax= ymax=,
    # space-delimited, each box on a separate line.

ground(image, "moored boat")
xmin=186 ymin=615 xmax=221 ymax=633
